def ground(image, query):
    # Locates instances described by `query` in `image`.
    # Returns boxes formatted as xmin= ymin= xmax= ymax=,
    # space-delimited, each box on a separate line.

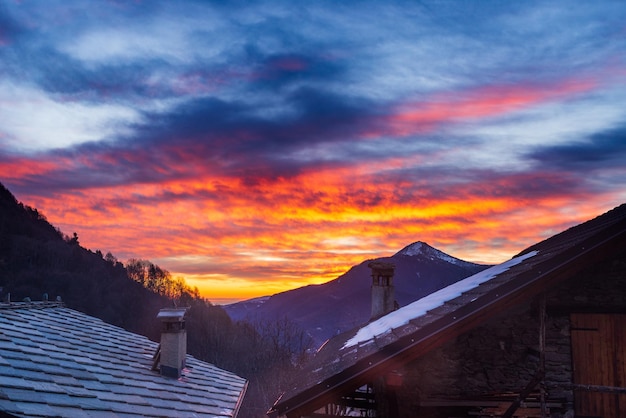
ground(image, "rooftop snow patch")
xmin=342 ymin=250 xmax=539 ymax=349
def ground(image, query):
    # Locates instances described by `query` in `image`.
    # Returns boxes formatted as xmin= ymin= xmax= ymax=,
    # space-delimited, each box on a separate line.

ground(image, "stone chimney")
xmin=156 ymin=307 xmax=189 ymax=378
xmin=369 ymin=261 xmax=396 ymax=320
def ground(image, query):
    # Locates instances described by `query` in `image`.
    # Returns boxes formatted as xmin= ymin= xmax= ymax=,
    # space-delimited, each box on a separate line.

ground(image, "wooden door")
xmin=571 ymin=314 xmax=626 ymax=418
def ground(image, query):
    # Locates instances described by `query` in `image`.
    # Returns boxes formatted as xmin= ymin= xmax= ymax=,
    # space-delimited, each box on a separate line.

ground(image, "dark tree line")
xmin=0 ymin=183 xmax=310 ymax=417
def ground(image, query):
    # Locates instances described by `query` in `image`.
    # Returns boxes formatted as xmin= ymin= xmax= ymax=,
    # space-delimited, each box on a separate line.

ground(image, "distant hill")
xmin=0 ymin=182 xmax=254 ymax=365
xmin=0 ymin=182 xmax=246 ymax=356
xmin=224 ymin=241 xmax=491 ymax=346
xmin=0 ymin=182 xmax=172 ymax=338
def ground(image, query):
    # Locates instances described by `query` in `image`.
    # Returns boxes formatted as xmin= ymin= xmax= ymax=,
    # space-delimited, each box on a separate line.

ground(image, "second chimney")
xmin=156 ymin=307 xmax=189 ymax=378
xmin=369 ymin=261 xmax=396 ymax=320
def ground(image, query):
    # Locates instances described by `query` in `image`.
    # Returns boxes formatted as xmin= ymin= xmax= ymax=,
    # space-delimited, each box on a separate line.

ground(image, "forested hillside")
xmin=0 ymin=182 xmax=308 ymax=417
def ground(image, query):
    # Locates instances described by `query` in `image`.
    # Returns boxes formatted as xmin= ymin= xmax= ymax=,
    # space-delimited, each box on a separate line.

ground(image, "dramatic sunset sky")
xmin=1 ymin=1 xmax=625 ymax=303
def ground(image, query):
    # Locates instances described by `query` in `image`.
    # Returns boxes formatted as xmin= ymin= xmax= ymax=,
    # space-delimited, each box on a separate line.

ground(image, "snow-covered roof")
xmin=269 ymin=202 xmax=626 ymax=418
xmin=0 ymin=302 xmax=247 ymax=417
xmin=344 ymin=250 xmax=538 ymax=349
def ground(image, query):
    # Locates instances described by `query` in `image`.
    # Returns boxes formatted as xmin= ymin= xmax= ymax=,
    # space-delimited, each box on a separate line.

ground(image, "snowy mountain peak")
xmin=399 ymin=241 xmax=430 ymax=256
xmin=397 ymin=241 xmax=468 ymax=266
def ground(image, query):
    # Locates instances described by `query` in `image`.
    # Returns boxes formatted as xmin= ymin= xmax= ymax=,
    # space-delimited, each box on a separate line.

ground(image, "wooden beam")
xmin=502 ymin=369 xmax=545 ymax=418
xmin=539 ymin=293 xmax=547 ymax=417
xmin=571 ymin=384 xmax=626 ymax=394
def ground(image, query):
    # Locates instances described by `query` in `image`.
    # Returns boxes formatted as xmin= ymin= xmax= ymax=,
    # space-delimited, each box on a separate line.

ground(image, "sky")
xmin=1 ymin=1 xmax=625 ymax=304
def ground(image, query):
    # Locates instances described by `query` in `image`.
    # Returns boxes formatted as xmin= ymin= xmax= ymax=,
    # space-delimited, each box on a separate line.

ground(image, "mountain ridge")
xmin=225 ymin=241 xmax=491 ymax=346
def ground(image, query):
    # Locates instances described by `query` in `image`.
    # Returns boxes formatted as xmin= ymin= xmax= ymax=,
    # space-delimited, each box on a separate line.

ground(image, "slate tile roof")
xmin=0 ymin=302 xmax=247 ymax=417
xmin=269 ymin=203 xmax=626 ymax=417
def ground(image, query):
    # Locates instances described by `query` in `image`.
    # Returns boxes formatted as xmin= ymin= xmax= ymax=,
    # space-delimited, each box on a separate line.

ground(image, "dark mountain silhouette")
xmin=225 ymin=241 xmax=491 ymax=346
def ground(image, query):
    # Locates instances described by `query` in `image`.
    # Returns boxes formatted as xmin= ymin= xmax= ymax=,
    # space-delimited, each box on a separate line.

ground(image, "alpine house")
xmin=268 ymin=203 xmax=626 ymax=418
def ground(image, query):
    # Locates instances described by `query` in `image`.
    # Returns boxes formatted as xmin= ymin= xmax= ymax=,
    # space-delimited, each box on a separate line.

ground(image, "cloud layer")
xmin=1 ymin=1 xmax=625 ymax=302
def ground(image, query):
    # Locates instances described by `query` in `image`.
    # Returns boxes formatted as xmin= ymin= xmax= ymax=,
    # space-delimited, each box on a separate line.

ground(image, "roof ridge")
xmin=0 ymin=301 xmax=65 ymax=310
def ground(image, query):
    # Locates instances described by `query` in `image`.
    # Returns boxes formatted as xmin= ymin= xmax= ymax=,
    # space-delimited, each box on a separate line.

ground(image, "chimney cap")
xmin=157 ymin=307 xmax=189 ymax=321
xmin=368 ymin=261 xmax=395 ymax=271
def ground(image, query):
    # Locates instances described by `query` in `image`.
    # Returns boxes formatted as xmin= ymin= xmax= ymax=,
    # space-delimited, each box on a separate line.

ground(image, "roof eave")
xmin=233 ymin=379 xmax=249 ymax=418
